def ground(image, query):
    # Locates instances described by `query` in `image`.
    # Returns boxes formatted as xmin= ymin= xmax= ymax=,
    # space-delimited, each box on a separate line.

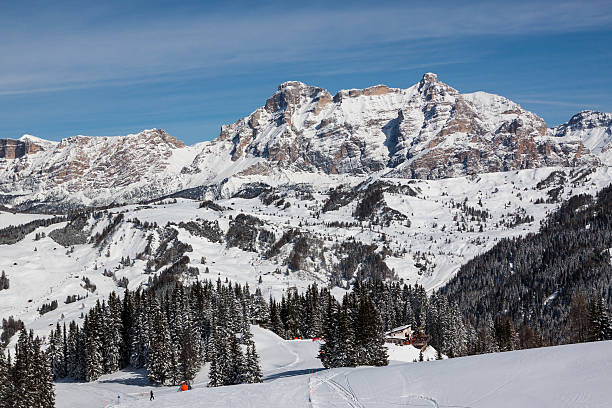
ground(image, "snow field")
xmin=61 ymin=326 xmax=612 ymax=408
xmin=3 ymin=166 xmax=612 ymax=348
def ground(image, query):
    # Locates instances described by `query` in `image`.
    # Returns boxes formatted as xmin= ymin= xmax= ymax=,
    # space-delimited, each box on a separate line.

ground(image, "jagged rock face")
xmin=219 ymin=73 xmax=598 ymax=179
xmin=0 ymin=74 xmax=609 ymax=210
xmin=551 ymin=111 xmax=612 ymax=165
xmin=0 ymin=139 xmax=44 ymax=159
xmin=0 ymin=129 xmax=191 ymax=207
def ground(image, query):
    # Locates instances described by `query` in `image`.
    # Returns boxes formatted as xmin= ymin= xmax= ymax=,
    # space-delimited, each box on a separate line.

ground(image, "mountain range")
xmin=2 ymin=73 xmax=612 ymax=354
xmin=1 ymin=73 xmax=610 ymax=211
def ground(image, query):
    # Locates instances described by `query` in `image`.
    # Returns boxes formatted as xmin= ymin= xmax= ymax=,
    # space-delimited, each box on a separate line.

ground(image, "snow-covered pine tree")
xmin=83 ymin=313 xmax=103 ymax=382
xmin=226 ymin=283 xmax=242 ymax=335
xmin=402 ymin=298 xmax=416 ymax=331
xmin=0 ymin=349 xmax=10 ymax=405
xmin=269 ymin=298 xmax=284 ymax=338
xmin=355 ymin=295 xmax=388 ymax=366
xmin=227 ymin=334 xmax=245 ymax=385
xmin=120 ymin=288 xmax=135 ymax=368
xmin=449 ymin=302 xmax=467 ymax=357
xmin=130 ymin=294 xmax=149 ymax=369
xmin=107 ymin=292 xmax=125 ymax=370
xmin=146 ymin=297 xmax=172 ymax=385
xmin=251 ymin=287 xmax=270 ymax=325
xmin=337 ymin=303 xmax=356 ymax=367
xmin=208 ymin=317 xmax=227 ymax=387
xmin=12 ymin=330 xmax=40 ymax=407
xmin=190 ymin=281 xmax=212 ymax=361
xmin=32 ymin=336 xmax=55 ymax=408
xmin=48 ymin=323 xmax=65 ymax=379
xmin=65 ymin=321 xmax=79 ymax=379
xmin=304 ymin=284 xmax=323 ymax=338
xmin=319 ymin=294 xmax=339 ymax=368
xmin=208 ymin=317 xmax=232 ymax=387
xmin=482 ymin=315 xmax=499 ymax=353
xmin=207 ymin=342 xmax=221 ymax=387
xmin=62 ymin=323 xmax=68 ymax=379
xmin=75 ymin=325 xmax=88 ymax=381
xmin=178 ymin=317 xmax=200 ymax=383
xmin=239 ymin=283 xmax=253 ymax=333
xmin=415 ymin=286 xmax=428 ymax=332
xmin=425 ymin=294 xmax=440 ymax=352
xmin=285 ymin=291 xmax=302 ymax=338
xmin=567 ymin=289 xmax=589 ymax=343
xmin=245 ymin=342 xmax=263 ymax=383
xmin=100 ymin=301 xmax=121 ymax=374
xmin=168 ymin=347 xmax=181 ymax=386
xmin=588 ymin=296 xmax=612 ymax=342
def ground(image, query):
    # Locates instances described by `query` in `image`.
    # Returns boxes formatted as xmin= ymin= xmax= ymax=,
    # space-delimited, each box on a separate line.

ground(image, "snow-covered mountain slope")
xmin=552 ymin=110 xmax=612 ymax=165
xmin=2 ymin=74 xmax=612 ymax=349
xmin=55 ymin=329 xmax=612 ymax=408
xmin=3 ymin=165 xmax=611 ymax=348
xmin=0 ymin=74 xmax=610 ymax=210
xmin=0 ymin=129 xmax=205 ymax=209
xmin=219 ymin=73 xmax=597 ymax=179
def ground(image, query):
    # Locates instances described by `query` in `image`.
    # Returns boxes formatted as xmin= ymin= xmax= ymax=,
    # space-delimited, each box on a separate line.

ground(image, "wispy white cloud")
xmin=519 ymin=99 xmax=599 ymax=108
xmin=1 ymin=0 xmax=610 ymax=94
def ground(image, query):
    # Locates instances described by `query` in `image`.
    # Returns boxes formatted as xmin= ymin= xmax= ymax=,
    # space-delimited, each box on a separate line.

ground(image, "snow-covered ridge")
xmin=0 ymin=74 xmax=610 ymax=210
xmin=551 ymin=110 xmax=612 ymax=165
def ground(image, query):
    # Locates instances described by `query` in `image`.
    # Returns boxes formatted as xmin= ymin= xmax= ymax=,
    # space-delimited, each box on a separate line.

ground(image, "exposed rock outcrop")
xmin=0 ymin=139 xmax=44 ymax=159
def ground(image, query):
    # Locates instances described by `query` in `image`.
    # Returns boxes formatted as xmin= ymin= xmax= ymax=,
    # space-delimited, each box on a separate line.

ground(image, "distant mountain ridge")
xmin=0 ymin=73 xmax=610 ymax=210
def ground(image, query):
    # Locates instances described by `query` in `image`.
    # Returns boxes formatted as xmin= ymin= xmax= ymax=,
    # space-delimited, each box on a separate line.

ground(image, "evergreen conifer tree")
xmin=227 ymin=334 xmax=245 ymax=385
xmin=146 ymin=298 xmax=172 ymax=385
xmin=245 ymin=343 xmax=263 ymax=383
xmin=32 ymin=337 xmax=55 ymax=408
xmin=355 ymin=296 xmax=388 ymax=366
xmin=0 ymin=350 xmax=10 ymax=406
xmin=319 ymin=295 xmax=339 ymax=368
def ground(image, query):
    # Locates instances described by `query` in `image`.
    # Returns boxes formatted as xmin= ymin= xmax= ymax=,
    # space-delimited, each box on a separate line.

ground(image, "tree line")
xmin=0 ymin=329 xmax=55 ymax=408
xmin=46 ymin=278 xmax=262 ymax=387
xmin=440 ymin=183 xmax=612 ymax=346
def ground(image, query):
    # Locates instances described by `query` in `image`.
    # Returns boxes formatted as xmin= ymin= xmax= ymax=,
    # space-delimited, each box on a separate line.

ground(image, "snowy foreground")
xmin=55 ymin=326 xmax=611 ymax=408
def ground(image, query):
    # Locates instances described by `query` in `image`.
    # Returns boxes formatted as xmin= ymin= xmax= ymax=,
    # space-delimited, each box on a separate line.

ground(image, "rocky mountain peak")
xmin=139 ymin=128 xmax=185 ymax=148
xmin=560 ymin=110 xmax=612 ymax=131
xmin=551 ymin=110 xmax=612 ymax=165
xmin=417 ymin=73 xmax=458 ymax=102
xmin=420 ymin=72 xmax=438 ymax=85
xmin=212 ymin=73 xmax=599 ymax=180
xmin=264 ymin=81 xmax=326 ymax=114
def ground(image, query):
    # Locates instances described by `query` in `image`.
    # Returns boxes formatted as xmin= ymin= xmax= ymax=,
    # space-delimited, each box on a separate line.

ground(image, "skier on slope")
xmin=150 ymin=390 xmax=154 ymax=401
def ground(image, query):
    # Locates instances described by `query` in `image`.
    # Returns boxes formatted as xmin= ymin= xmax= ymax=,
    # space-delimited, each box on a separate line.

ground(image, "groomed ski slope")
xmin=55 ymin=326 xmax=612 ymax=408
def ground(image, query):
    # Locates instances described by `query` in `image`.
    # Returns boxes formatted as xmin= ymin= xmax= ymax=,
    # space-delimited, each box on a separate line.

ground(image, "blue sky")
xmin=1 ymin=0 xmax=611 ymax=145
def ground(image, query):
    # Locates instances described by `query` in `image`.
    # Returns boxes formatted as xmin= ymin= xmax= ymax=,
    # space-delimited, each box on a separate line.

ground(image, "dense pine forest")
xmin=45 ymin=279 xmax=263 ymax=387
xmin=0 ymin=329 xmax=55 ymax=408
xmin=440 ymin=184 xmax=612 ymax=345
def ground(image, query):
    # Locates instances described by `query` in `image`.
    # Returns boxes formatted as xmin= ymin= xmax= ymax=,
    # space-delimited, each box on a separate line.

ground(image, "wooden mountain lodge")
xmin=410 ymin=330 xmax=429 ymax=349
xmin=385 ymin=325 xmax=429 ymax=348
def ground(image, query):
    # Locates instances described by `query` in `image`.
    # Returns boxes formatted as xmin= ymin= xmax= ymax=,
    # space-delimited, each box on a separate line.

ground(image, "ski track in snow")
xmin=311 ymin=372 xmax=365 ymax=408
xmin=53 ymin=330 xmax=612 ymax=408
